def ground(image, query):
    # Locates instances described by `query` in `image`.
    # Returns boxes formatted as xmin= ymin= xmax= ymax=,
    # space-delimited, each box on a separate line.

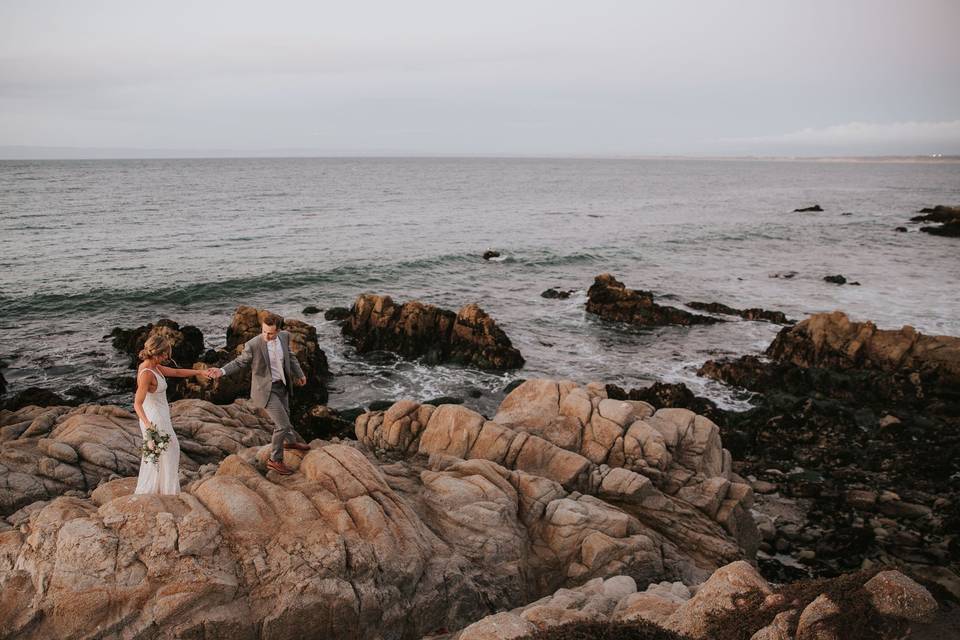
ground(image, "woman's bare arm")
xmin=157 ymin=364 xmax=207 ymax=379
xmin=133 ymin=369 xmax=156 ymax=428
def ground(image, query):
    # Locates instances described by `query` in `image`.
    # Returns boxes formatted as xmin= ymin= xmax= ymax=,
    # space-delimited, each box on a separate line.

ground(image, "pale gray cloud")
xmin=1 ymin=0 xmax=958 ymax=156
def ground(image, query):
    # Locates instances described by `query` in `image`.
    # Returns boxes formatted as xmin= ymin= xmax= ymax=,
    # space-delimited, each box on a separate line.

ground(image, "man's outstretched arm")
xmin=216 ymin=339 xmax=255 ymax=378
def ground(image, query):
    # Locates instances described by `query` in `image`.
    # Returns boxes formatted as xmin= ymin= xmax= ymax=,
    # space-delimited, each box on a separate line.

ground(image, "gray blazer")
xmin=221 ymin=331 xmax=305 ymax=408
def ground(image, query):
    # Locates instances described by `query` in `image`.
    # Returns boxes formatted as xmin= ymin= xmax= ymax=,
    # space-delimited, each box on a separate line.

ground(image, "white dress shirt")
xmin=266 ymin=337 xmax=286 ymax=384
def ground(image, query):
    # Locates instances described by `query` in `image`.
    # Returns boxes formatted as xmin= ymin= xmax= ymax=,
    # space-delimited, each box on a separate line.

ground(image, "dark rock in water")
xmin=422 ymin=396 xmax=464 ymax=406
xmin=824 ymin=274 xmax=859 ymax=285
xmin=298 ymin=404 xmax=356 ymax=441
xmin=1 ymin=387 xmax=74 ymax=411
xmin=911 ymin=205 xmax=960 ymax=223
xmin=105 ymin=374 xmax=136 ymax=393
xmin=0 ymin=369 xmax=6 ymax=397
xmin=198 ymin=348 xmax=224 ymax=364
xmin=324 ymin=306 xmax=351 ymax=322
xmin=342 ymin=294 xmax=525 ymax=370
xmin=586 ymin=274 xmax=721 ymax=327
xmin=64 ymin=385 xmax=100 ymax=403
xmin=921 ymin=221 xmax=960 ymax=237
xmin=895 ymin=226 xmax=908 ymax=232
xmin=482 ymin=250 xmax=501 ymax=260
xmin=841 ymin=212 xmax=853 ymax=216
xmin=770 ymin=271 xmax=798 ymax=279
xmin=109 ymin=319 xmax=205 ymax=368
xmin=503 ymin=379 xmax=526 ymax=394
xmin=541 ymin=288 xmax=575 ymax=300
xmin=794 ymin=204 xmax=824 ymax=212
xmin=302 ymin=305 xmax=322 ymax=315
xmin=465 ymin=387 xmax=483 ymax=398
xmin=687 ymin=301 xmax=792 ymax=325
xmin=335 ymin=406 xmax=366 ymax=427
xmin=368 ymin=399 xmax=394 ymax=412
xmin=697 ymin=311 xmax=960 ymax=576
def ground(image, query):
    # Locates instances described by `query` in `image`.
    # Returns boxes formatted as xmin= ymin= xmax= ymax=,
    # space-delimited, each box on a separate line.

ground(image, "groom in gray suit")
xmin=210 ymin=312 xmax=307 ymax=475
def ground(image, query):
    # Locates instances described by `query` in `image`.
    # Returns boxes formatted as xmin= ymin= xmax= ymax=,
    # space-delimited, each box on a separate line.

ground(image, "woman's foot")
xmin=284 ymin=442 xmax=311 ymax=451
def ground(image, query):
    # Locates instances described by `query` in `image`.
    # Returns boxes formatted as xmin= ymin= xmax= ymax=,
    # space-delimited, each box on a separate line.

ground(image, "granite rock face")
xmin=358 ymin=379 xmax=759 ymax=570
xmin=342 ymin=293 xmax=524 ymax=369
xmin=0 ymin=400 xmax=274 ymax=517
xmin=585 ymin=274 xmax=719 ymax=327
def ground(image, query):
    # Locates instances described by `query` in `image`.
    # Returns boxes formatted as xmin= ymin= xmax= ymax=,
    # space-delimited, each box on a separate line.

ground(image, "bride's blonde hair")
xmin=139 ymin=335 xmax=172 ymax=362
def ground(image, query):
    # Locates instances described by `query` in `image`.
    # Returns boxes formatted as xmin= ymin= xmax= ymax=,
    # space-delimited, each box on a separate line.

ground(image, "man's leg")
xmin=264 ymin=383 xmax=295 ymax=461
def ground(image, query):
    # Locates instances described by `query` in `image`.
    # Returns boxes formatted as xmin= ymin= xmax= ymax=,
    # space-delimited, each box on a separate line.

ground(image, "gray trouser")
xmin=264 ymin=381 xmax=295 ymax=461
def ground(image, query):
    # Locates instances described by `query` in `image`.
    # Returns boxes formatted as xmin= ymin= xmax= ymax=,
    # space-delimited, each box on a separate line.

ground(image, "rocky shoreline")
xmin=1 ymin=283 xmax=958 ymax=638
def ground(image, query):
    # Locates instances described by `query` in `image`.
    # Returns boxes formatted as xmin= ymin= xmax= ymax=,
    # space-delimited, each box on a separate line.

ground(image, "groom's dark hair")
xmin=262 ymin=312 xmax=284 ymax=329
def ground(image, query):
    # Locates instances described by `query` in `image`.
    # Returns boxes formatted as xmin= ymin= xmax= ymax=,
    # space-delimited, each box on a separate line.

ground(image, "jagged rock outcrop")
xmin=451 ymin=561 xmax=939 ymax=640
xmin=342 ymin=294 xmax=524 ymax=369
xmin=766 ymin=311 xmax=960 ymax=384
xmin=686 ymin=301 xmax=792 ymax=325
xmin=0 ymin=400 xmax=274 ymax=516
xmin=357 ymin=379 xmax=759 ymax=569
xmin=108 ymin=319 xmax=205 ymax=368
xmin=585 ymin=275 xmax=719 ymax=327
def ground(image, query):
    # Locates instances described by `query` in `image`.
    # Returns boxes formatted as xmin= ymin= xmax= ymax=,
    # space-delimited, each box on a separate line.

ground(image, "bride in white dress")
xmin=132 ymin=335 xmax=212 ymax=495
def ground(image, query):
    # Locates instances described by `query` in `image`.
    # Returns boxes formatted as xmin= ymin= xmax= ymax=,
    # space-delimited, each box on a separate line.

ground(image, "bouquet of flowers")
xmin=141 ymin=425 xmax=171 ymax=464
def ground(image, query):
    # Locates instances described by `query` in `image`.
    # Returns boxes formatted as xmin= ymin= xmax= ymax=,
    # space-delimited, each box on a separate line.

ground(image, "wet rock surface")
xmin=342 ymin=293 xmax=525 ymax=369
xmin=685 ymin=301 xmax=792 ymax=325
xmin=585 ymin=274 xmax=720 ymax=328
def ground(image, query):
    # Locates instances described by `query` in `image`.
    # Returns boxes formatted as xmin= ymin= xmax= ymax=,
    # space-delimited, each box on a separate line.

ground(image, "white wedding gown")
xmin=134 ymin=367 xmax=181 ymax=495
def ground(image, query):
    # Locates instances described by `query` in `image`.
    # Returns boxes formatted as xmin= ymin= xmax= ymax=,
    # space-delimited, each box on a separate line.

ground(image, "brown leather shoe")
xmin=283 ymin=442 xmax=311 ymax=451
xmin=266 ymin=459 xmax=294 ymax=475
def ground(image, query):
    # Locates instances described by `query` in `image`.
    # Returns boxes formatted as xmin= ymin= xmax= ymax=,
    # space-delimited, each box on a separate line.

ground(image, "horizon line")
xmin=0 ymin=145 xmax=958 ymax=163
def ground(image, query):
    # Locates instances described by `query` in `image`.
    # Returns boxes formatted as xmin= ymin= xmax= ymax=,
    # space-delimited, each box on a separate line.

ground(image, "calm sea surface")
xmin=1 ymin=158 xmax=958 ymax=415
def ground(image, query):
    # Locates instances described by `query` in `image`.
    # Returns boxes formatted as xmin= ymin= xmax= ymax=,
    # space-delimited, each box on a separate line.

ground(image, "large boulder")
xmin=585 ymin=274 xmax=719 ymax=327
xmin=766 ymin=311 xmax=960 ymax=384
xmin=342 ymin=294 xmax=524 ymax=369
xmin=358 ymin=379 xmax=758 ymax=570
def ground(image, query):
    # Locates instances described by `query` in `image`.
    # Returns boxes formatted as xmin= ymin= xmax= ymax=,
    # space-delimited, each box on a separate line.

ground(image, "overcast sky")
xmin=1 ymin=0 xmax=958 ymax=157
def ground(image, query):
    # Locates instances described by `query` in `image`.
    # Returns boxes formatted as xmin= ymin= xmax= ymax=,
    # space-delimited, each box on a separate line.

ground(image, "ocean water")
xmin=1 ymin=157 xmax=958 ymax=416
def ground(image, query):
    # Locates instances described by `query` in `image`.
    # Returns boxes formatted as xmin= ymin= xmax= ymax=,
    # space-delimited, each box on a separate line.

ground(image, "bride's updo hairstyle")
xmin=139 ymin=335 xmax=172 ymax=362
